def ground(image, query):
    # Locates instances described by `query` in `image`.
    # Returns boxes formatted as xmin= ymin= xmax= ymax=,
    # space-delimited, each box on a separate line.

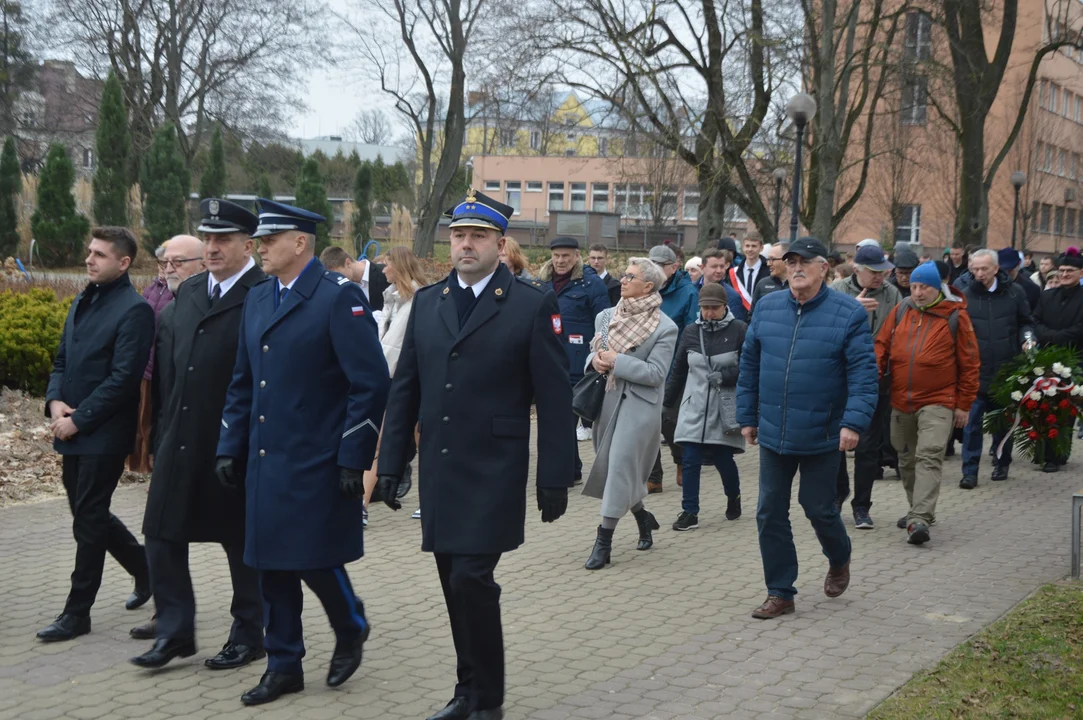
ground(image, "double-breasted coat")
xmin=583 ymin=307 xmax=678 ymax=518
xmin=378 ymin=263 xmax=576 ymax=555
xmin=142 ymin=263 xmax=266 ymax=545
xmin=217 ymin=259 xmax=390 ymax=570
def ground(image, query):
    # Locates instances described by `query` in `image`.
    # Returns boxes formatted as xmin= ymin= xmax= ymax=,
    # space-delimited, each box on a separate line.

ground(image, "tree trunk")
xmin=696 ymin=169 xmax=726 ymax=252
xmin=955 ymin=110 xmax=988 ymax=247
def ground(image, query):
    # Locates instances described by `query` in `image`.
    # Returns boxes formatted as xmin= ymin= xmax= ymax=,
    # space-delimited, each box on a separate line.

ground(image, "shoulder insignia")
xmin=337 ymin=276 xmax=349 ymax=285
xmin=515 ymin=276 xmax=546 ymax=293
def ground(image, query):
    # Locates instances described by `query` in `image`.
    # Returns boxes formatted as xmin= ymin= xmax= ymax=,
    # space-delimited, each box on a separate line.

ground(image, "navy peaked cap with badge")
xmin=443 ymin=190 xmax=513 ymax=234
xmin=252 ymin=198 xmax=326 ymax=238
xmin=197 ymin=198 xmax=259 ymax=236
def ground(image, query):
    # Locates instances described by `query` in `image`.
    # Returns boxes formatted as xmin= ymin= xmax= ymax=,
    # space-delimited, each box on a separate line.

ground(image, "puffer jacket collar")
xmin=785 ymin=281 xmax=831 ymax=310
xmin=697 ymin=308 xmax=736 ymax=332
xmin=662 ymin=269 xmax=692 ymax=297
xmin=537 ymin=256 xmax=584 ymax=283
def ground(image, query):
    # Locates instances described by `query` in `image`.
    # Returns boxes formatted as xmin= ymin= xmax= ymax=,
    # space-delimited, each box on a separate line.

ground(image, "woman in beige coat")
xmin=582 ymin=257 xmax=678 ymax=569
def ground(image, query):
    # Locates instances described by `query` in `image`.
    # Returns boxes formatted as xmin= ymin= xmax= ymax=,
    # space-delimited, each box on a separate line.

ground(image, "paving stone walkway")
xmin=0 ymin=438 xmax=1079 ymax=720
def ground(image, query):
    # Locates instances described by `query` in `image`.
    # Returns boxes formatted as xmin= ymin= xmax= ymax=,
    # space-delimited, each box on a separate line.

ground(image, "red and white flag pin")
xmin=351 ymin=305 xmax=366 ymax=317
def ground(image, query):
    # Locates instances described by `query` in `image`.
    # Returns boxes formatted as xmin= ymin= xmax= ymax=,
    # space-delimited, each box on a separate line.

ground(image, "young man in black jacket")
xmin=38 ymin=227 xmax=156 ymax=642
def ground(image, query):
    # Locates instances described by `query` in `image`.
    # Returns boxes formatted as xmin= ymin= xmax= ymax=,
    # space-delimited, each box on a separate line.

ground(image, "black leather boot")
xmin=585 ymin=526 xmax=613 ymax=570
xmin=632 ymin=508 xmax=659 ymax=550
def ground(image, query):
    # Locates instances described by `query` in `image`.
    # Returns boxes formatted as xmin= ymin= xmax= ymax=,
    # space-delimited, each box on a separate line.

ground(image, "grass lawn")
xmin=870 ymin=582 xmax=1083 ymax=719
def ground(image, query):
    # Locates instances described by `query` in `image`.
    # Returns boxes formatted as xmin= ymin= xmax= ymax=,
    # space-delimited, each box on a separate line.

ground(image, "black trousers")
xmin=435 ymin=552 xmax=504 ymax=712
xmin=648 ymin=408 xmax=682 ymax=484
xmin=260 ymin=567 xmax=367 ymax=674
xmin=836 ymin=394 xmax=891 ymax=511
xmin=146 ymin=537 xmax=263 ymax=647
xmin=61 ymin=454 xmax=147 ymax=617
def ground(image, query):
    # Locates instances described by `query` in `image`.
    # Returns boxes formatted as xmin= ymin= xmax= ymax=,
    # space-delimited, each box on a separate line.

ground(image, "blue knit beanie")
xmin=909 ymin=261 xmax=941 ymax=289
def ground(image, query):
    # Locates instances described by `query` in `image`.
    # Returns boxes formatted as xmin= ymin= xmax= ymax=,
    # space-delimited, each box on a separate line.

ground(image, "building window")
xmin=901 ymin=75 xmax=928 ymax=125
xmin=1055 ymin=206 xmax=1065 ymax=235
xmin=498 ymin=127 xmax=517 ymax=148
xmin=591 ymin=183 xmax=609 ymax=212
xmin=1071 ymin=153 xmax=1078 ymax=180
xmin=1068 ymin=208 xmax=1077 ymax=238
xmin=1076 ymin=97 xmax=1081 ymax=123
xmin=570 ymin=182 xmax=587 ymax=211
xmin=598 ymin=137 xmax=608 ymax=157
xmin=564 ymin=149 xmax=575 ymax=157
xmin=1030 ymin=201 xmax=1041 ymax=233
xmin=683 ymin=186 xmax=700 ymax=221
xmin=1059 ymin=149 xmax=1068 ymax=176
xmin=659 ymin=186 xmax=679 ymax=220
xmin=1045 ymin=145 xmax=1055 ymax=172
xmin=894 ymin=204 xmax=921 ymax=244
xmin=525 ymin=181 xmax=543 ymax=192
xmin=505 ymin=181 xmax=521 ymax=214
xmin=1035 ymin=141 xmax=1044 ymax=172
xmin=615 ymin=183 xmax=646 ymax=218
xmin=903 ymin=11 xmax=932 ymax=62
xmin=484 ymin=180 xmax=500 ymax=192
xmin=82 ymin=148 xmax=94 ymax=169
xmin=548 ymin=182 xmax=564 ymax=212
xmin=530 ymin=131 xmax=540 ymax=151
xmin=556 ymin=213 xmax=587 ymax=236
xmin=1050 ymin=84 xmax=1059 ymax=113
xmin=1041 ymin=203 xmax=1052 ymax=232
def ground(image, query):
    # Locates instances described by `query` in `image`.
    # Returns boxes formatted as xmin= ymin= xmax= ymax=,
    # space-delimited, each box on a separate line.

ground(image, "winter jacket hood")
xmin=875 ymin=288 xmax=980 ymax=414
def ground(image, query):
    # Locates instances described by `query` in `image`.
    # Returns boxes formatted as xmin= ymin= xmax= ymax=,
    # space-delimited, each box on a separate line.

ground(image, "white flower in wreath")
xmin=1018 ymin=376 xmax=1030 ymax=385
xmin=1044 ymin=387 xmax=1058 ymax=397
xmin=1030 ymin=391 xmax=1043 ymax=401
xmin=1011 ymin=391 xmax=1024 ymax=402
xmin=1072 ymin=385 xmax=1083 ymax=397
xmin=1060 ymin=367 xmax=1073 ymax=378
xmin=1033 ymin=367 xmax=1045 ymax=376
xmin=1052 ymin=362 xmax=1064 ymax=374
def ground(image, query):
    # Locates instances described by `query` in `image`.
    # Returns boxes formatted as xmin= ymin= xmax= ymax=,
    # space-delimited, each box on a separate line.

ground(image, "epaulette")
xmin=415 ymin=278 xmax=445 ymax=295
xmin=515 ymin=276 xmax=547 ymax=293
xmin=321 ymin=270 xmax=352 ymax=286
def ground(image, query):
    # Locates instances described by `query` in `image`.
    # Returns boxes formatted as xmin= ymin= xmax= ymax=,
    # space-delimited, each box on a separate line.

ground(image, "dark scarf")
xmin=552 ymin=270 xmax=573 ymax=295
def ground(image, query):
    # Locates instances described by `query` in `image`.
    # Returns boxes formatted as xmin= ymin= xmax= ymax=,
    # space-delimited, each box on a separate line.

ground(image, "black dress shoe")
xmin=467 ymin=709 xmax=504 ymax=720
xmin=1043 ymin=461 xmax=1060 ymax=473
xmin=327 ymin=620 xmax=371 ymax=687
xmin=126 ymin=578 xmax=151 ymax=611
xmin=205 ymin=642 xmax=266 ymax=670
xmin=991 ymin=465 xmax=1009 ymax=481
xmin=36 ymin=614 xmax=90 ymax=642
xmin=427 ymin=697 xmax=470 ymax=720
xmin=241 ymin=671 xmax=304 ymax=706
xmin=959 ymin=475 xmax=977 ymax=490
xmin=130 ymin=637 xmax=197 ymax=669
xmin=129 ymin=619 xmax=156 ymax=640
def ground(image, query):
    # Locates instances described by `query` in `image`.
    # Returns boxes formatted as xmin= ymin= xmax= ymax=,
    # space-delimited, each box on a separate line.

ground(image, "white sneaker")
xmin=411 ymin=508 xmax=421 ymax=519
xmin=576 ymin=425 xmax=592 ymax=442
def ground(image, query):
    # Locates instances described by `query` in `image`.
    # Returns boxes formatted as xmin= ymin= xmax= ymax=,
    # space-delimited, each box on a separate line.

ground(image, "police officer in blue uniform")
xmin=375 ymin=191 xmax=575 ymax=720
xmin=536 ymin=236 xmax=610 ymax=480
xmin=216 ymin=200 xmax=390 ymax=706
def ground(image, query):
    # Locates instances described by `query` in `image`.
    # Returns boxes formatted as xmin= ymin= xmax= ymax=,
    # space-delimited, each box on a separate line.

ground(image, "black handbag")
xmin=572 ymin=369 xmax=607 ymax=422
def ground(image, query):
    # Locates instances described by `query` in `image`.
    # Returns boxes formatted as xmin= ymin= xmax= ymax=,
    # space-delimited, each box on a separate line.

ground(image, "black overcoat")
xmin=378 ymin=263 xmax=576 ymax=555
xmin=142 ymin=264 xmax=266 ymax=544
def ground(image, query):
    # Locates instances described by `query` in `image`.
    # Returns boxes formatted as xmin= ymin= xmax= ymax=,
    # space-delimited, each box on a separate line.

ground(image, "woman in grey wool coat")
xmin=582 ymin=257 xmax=678 ymax=569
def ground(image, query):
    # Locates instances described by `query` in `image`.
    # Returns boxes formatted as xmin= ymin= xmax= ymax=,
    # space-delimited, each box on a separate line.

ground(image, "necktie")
xmin=279 ymin=287 xmax=289 ymax=303
xmin=746 ymin=266 xmax=754 ymax=292
xmin=209 ymin=283 xmax=221 ymax=307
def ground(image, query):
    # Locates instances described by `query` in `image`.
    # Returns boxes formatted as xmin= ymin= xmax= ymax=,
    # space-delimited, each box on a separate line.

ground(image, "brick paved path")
xmin=0 ymin=438 xmax=1078 ymax=720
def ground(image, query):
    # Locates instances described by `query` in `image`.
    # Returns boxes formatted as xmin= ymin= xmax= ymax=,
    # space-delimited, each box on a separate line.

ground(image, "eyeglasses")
xmin=157 ymin=257 xmax=201 ymax=269
xmin=1058 ymin=268 xmax=1081 ymax=274
xmin=619 ymin=273 xmax=643 ymax=282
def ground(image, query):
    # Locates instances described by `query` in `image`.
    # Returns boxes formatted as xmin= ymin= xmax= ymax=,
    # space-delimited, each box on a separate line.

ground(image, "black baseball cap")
xmin=783 ymin=236 xmax=828 ymax=261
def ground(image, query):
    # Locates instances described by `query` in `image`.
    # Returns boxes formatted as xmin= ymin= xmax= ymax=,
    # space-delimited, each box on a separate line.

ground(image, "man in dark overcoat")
xmin=37 ymin=226 xmax=154 ymax=643
xmin=130 ymin=200 xmax=267 ymax=670
xmin=376 ymin=191 xmax=576 ymax=720
xmin=216 ymin=200 xmax=389 ymax=706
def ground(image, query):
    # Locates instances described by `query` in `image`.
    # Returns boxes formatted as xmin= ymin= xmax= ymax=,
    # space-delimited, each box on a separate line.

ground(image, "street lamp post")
xmin=465 ymin=156 xmax=475 ymax=190
xmin=785 ymin=93 xmax=817 ymax=243
xmin=1010 ymin=171 xmax=1026 ymax=250
xmin=772 ymin=167 xmax=787 ymax=236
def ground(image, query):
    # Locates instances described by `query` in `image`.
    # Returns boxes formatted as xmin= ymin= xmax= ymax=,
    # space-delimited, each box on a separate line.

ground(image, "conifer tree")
xmin=199 ymin=124 xmax=226 ymax=200
xmin=257 ymin=172 xmax=273 ymax=201
xmin=295 ymin=158 xmax=334 ymax=256
xmin=0 ymin=137 xmax=21 ymax=257
xmin=352 ymin=161 xmax=373 ymax=249
xmin=30 ymin=144 xmax=90 ymax=266
xmin=92 ymin=71 xmax=131 ymax=226
xmin=141 ymin=123 xmax=190 ymax=248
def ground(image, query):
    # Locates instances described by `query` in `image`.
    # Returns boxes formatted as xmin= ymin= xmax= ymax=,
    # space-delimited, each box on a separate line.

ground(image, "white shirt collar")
xmin=458 ymin=269 xmax=497 ymax=297
xmin=209 ymin=256 xmax=256 ymax=298
xmin=744 ymin=258 xmax=761 ymax=275
xmin=359 ymin=259 xmax=370 ymax=286
xmin=989 ymin=277 xmax=998 ymax=292
xmin=599 ymin=269 xmax=608 ymax=279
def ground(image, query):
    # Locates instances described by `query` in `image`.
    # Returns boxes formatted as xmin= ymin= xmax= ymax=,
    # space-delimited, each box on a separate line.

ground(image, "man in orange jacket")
xmin=875 ymin=262 xmax=980 ymax=545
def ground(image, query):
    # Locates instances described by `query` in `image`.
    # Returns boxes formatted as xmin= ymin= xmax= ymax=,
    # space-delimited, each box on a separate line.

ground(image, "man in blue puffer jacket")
xmin=736 ymin=237 xmax=879 ymax=620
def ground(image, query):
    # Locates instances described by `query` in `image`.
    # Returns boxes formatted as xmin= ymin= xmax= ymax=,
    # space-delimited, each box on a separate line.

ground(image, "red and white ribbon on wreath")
xmin=996 ymin=375 xmax=1076 ymax=459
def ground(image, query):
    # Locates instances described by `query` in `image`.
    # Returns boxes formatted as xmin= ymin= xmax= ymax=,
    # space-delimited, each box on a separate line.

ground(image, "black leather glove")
xmin=537 ymin=486 xmax=568 ymax=523
xmin=215 ymin=456 xmax=242 ymax=489
xmin=376 ymin=475 xmax=402 ymax=510
xmin=339 ymin=467 xmax=364 ymax=499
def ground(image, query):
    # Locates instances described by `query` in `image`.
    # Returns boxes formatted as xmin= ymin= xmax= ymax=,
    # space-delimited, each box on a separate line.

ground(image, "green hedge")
xmin=0 ymin=288 xmax=72 ymax=396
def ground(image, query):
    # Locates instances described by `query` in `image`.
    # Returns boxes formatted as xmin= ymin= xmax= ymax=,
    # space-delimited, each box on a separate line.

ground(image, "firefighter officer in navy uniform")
xmin=375 ymin=191 xmax=576 ymax=720
xmin=130 ymin=199 xmax=267 ymax=670
xmin=216 ymin=199 xmax=390 ymax=706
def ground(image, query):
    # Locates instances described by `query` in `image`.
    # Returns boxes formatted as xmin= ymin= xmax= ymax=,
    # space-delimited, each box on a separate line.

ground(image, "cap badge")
xmin=208 ymin=199 xmax=220 ymax=216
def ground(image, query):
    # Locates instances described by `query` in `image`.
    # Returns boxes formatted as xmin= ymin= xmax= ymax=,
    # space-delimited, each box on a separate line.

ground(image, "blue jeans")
xmin=756 ymin=447 xmax=852 ymax=601
xmin=962 ymin=393 xmax=1012 ymax=476
xmin=680 ymin=443 xmax=740 ymax=515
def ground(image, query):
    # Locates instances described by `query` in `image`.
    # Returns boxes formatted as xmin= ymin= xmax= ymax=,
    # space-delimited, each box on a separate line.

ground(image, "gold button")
xmin=259 ymin=449 xmax=266 ymax=457
xmin=262 ymin=345 xmax=269 ymax=353
xmin=495 ymin=288 xmax=503 ymax=296
xmin=443 ymin=287 xmax=450 ymax=295
xmin=260 ymin=381 xmax=266 ymax=388
xmin=259 ymin=416 xmax=265 ymax=423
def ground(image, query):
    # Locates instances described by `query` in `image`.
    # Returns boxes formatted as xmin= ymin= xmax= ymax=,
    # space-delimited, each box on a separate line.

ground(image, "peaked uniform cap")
xmin=252 ymin=198 xmax=326 ymax=238
xmin=197 ymin=198 xmax=258 ymax=236
xmin=443 ymin=190 xmax=513 ymax=234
